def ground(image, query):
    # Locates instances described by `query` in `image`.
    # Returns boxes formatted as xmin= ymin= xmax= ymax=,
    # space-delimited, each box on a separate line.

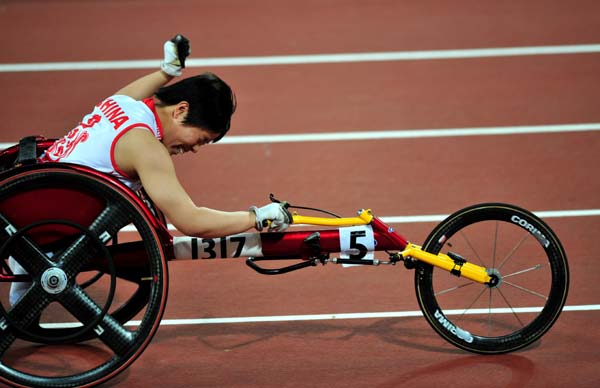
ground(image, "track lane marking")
xmin=216 ymin=123 xmax=600 ymax=144
xmin=381 ymin=209 xmax=600 ymax=224
xmin=2 ymin=123 xmax=600 ymax=149
xmin=137 ymin=304 xmax=600 ymax=326
xmin=38 ymin=304 xmax=600 ymax=328
xmin=2 ymin=44 xmax=600 ymax=72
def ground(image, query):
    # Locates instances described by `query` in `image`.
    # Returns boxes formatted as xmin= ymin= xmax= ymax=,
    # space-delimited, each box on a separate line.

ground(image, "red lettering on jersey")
xmin=104 ymin=106 xmax=129 ymax=130
xmin=45 ymin=128 xmax=90 ymax=162
xmin=104 ymin=105 xmax=122 ymax=120
xmin=44 ymin=116 xmax=97 ymax=162
xmin=100 ymin=99 xmax=129 ymax=130
xmin=80 ymin=114 xmax=101 ymax=129
xmin=97 ymin=98 xmax=118 ymax=112
xmin=110 ymin=115 xmax=129 ymax=130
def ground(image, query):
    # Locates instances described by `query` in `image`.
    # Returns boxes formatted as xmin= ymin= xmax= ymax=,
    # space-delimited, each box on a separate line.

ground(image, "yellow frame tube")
xmin=292 ymin=209 xmax=373 ymax=226
xmin=402 ymin=244 xmax=492 ymax=284
xmin=291 ymin=210 xmax=491 ymax=284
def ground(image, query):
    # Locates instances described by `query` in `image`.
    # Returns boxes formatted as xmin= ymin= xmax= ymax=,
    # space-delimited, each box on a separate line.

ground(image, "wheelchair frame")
xmin=0 ymin=137 xmax=569 ymax=388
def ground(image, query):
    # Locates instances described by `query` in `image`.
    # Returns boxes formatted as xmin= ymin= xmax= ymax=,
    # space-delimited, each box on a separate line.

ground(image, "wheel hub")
xmin=41 ymin=267 xmax=69 ymax=294
xmin=486 ymin=268 xmax=502 ymax=288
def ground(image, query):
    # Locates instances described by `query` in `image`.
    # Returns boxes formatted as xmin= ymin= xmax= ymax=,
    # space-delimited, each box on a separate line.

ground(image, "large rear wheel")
xmin=0 ymin=166 xmax=169 ymax=387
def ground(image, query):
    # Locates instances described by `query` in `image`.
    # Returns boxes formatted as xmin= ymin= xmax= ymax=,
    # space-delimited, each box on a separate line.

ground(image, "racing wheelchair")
xmin=0 ymin=137 xmax=569 ymax=387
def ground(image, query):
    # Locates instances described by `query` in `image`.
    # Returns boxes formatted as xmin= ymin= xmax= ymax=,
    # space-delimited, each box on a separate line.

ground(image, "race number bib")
xmin=339 ymin=225 xmax=375 ymax=261
xmin=173 ymin=233 xmax=262 ymax=260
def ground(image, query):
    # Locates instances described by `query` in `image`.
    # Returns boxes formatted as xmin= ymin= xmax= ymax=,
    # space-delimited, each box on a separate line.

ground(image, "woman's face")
xmin=161 ymin=102 xmax=217 ymax=155
xmin=165 ymin=125 xmax=215 ymax=155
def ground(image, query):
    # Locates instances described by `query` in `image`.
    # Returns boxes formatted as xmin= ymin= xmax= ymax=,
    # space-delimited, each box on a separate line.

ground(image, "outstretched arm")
xmin=114 ymin=129 xmax=256 ymax=237
xmin=114 ymin=129 xmax=292 ymax=237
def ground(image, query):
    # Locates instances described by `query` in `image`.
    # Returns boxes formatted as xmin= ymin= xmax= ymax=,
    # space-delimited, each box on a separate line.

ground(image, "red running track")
xmin=1 ymin=1 xmax=599 ymax=387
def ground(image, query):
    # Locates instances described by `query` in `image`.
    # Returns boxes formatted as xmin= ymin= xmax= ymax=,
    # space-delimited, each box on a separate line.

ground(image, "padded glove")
xmin=160 ymin=34 xmax=191 ymax=77
xmin=250 ymin=203 xmax=293 ymax=232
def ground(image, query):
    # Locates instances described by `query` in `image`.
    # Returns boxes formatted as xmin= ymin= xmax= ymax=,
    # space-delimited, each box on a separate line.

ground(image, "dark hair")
xmin=155 ymin=72 xmax=236 ymax=142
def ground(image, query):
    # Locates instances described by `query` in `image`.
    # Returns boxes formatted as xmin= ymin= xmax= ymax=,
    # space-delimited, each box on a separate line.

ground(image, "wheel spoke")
xmin=459 ymin=230 xmax=485 ymax=266
xmin=487 ymin=288 xmax=493 ymax=337
xmin=58 ymin=285 xmax=135 ymax=356
xmin=497 ymin=232 xmax=530 ymax=271
xmin=434 ymin=281 xmax=475 ymax=296
xmin=0 ymin=329 xmax=16 ymax=357
xmin=492 ymin=221 xmax=499 ymax=268
xmin=0 ymin=213 xmax=54 ymax=276
xmin=454 ymin=284 xmax=487 ymax=322
xmin=459 ymin=288 xmax=485 ymax=319
xmin=496 ymin=287 xmax=526 ymax=327
xmin=503 ymin=264 xmax=543 ymax=279
xmin=88 ymin=201 xmax=131 ymax=239
xmin=502 ymin=280 xmax=548 ymax=301
xmin=58 ymin=202 xmax=130 ymax=276
xmin=56 ymin=235 xmax=98 ymax=275
xmin=0 ymin=288 xmax=52 ymax=356
xmin=8 ymin=285 xmax=52 ymax=323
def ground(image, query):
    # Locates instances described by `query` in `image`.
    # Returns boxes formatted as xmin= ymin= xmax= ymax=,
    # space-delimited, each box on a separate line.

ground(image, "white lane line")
xmin=217 ymin=123 xmax=600 ymax=144
xmin=144 ymin=304 xmax=600 ymax=326
xmin=2 ymin=44 xmax=600 ymax=72
xmin=117 ymin=209 xmax=600 ymax=233
xmin=381 ymin=209 xmax=600 ymax=224
xmin=39 ymin=304 xmax=600 ymax=328
xmin=2 ymin=123 xmax=600 ymax=150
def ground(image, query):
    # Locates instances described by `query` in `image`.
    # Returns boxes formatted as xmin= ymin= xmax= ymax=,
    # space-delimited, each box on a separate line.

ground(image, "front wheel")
xmin=414 ymin=203 xmax=569 ymax=354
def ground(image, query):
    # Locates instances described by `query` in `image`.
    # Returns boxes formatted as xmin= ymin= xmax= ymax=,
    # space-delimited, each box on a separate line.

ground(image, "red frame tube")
xmin=257 ymin=216 xmax=409 ymax=260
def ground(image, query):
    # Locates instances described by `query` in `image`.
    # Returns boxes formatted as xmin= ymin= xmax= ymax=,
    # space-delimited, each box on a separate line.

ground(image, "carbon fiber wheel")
xmin=0 ymin=165 xmax=169 ymax=387
xmin=414 ymin=203 xmax=569 ymax=354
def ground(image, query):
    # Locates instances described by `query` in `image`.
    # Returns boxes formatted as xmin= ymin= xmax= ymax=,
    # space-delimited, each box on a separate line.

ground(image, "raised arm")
xmin=115 ymin=35 xmax=190 ymax=100
xmin=115 ymin=70 xmax=174 ymax=100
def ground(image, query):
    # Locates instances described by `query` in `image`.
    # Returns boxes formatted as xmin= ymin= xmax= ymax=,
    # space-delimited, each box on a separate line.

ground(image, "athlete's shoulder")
xmin=113 ymin=127 xmax=169 ymax=176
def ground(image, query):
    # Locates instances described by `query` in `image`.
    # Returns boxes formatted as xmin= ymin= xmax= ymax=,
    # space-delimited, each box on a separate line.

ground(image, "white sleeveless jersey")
xmin=40 ymin=95 xmax=163 ymax=191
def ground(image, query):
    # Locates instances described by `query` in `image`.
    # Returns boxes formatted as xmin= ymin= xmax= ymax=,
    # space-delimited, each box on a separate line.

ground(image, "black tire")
xmin=414 ymin=203 xmax=569 ymax=354
xmin=0 ymin=165 xmax=169 ymax=387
